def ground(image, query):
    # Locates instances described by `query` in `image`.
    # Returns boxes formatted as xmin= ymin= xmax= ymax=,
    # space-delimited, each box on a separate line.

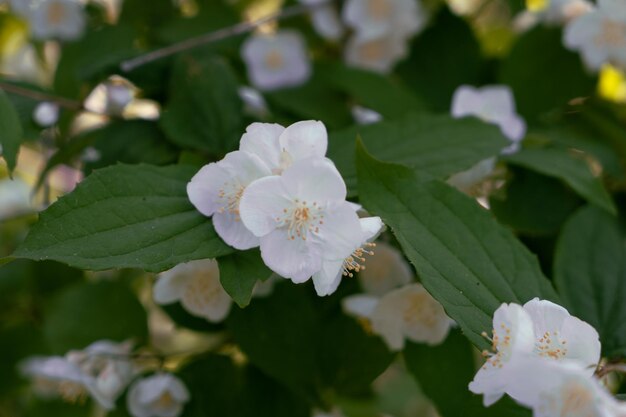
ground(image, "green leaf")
xmin=405 ymin=330 xmax=530 ymax=417
xmin=498 ymin=27 xmax=595 ymax=120
xmin=44 ymin=280 xmax=148 ymax=354
xmin=14 ymin=164 xmax=233 ymax=272
xmin=160 ymin=53 xmax=243 ymax=156
xmin=328 ymin=113 xmax=508 ymax=195
xmin=0 ymin=89 xmax=24 ymax=173
xmin=219 ymin=249 xmax=272 ymax=308
xmin=356 ymin=140 xmax=559 ymax=348
xmin=503 ymin=147 xmax=616 ymax=215
xmin=396 ymin=7 xmax=483 ymax=111
xmin=554 ymin=206 xmax=626 ymax=357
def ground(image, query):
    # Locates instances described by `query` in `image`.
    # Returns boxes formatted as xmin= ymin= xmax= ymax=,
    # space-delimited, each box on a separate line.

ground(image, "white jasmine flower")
xmin=238 ymin=86 xmax=269 ymax=118
xmin=469 ymin=299 xmax=601 ymax=406
xmin=21 ymin=340 xmax=135 ymax=409
xmin=83 ymin=78 xmax=137 ymax=117
xmin=105 ymin=83 xmax=135 ymax=115
xmin=357 ymin=241 xmax=411 ymax=296
xmin=9 ymin=0 xmax=33 ymax=17
xmin=446 ymin=157 xmax=497 ymax=195
xmin=127 ymin=373 xmax=190 ymax=417
xmin=536 ymin=0 xmax=593 ymax=25
xmin=33 ymin=102 xmax=60 ymax=127
xmin=351 ymin=105 xmax=383 ymax=125
xmin=506 ymin=359 xmax=626 ymax=417
xmin=564 ymin=0 xmax=626 ymax=71
xmin=29 ymin=0 xmax=86 ymax=41
xmin=299 ymin=0 xmax=344 ymax=40
xmin=153 ymin=259 xmax=232 ymax=323
xmin=0 ymin=178 xmax=32 ymax=219
xmin=239 ymin=120 xmax=328 ymax=174
xmin=241 ymin=30 xmax=312 ymax=91
xmin=343 ymin=283 xmax=452 ymax=350
xmin=344 ymin=33 xmax=408 ymax=74
xmin=312 ymin=216 xmax=383 ymax=296
xmin=451 ymin=85 xmax=526 ymax=152
xmin=187 ymin=151 xmax=271 ymax=249
xmin=239 ymin=157 xmax=363 ymax=284
xmin=342 ymin=0 xmax=426 ymax=40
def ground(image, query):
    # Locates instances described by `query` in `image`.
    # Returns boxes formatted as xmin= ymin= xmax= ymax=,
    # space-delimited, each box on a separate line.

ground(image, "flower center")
xmin=182 ymin=271 xmax=222 ymax=313
xmin=595 ymin=20 xmax=626 ymax=47
xmin=155 ymin=391 xmax=175 ymax=410
xmin=265 ymin=50 xmax=284 ymax=70
xmin=368 ymin=0 xmax=392 ymax=19
xmin=535 ymin=330 xmax=568 ymax=360
xmin=47 ymin=1 xmax=66 ymax=25
xmin=359 ymin=39 xmax=386 ymax=62
xmin=275 ymin=199 xmax=323 ymax=241
xmin=402 ymin=292 xmax=441 ymax=328
xmin=480 ymin=323 xmax=513 ymax=369
xmin=57 ymin=380 xmax=88 ymax=404
xmin=218 ymin=182 xmax=245 ymax=220
xmin=342 ymin=243 xmax=375 ymax=277
xmin=558 ymin=380 xmax=596 ymax=417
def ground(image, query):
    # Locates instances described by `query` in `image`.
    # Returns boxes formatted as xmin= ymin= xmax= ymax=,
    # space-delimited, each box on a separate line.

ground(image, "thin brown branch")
xmin=120 ymin=2 xmax=326 ymax=72
xmin=0 ymin=81 xmax=82 ymax=110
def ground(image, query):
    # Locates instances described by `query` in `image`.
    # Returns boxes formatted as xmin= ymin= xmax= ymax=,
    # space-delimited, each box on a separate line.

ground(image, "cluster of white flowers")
xmin=187 ymin=120 xmax=384 ymax=297
xmin=470 ymin=299 xmax=626 ymax=417
xmin=9 ymin=0 xmax=86 ymax=41
xmin=343 ymin=242 xmax=453 ymax=351
xmin=342 ymin=0 xmax=427 ymax=73
xmin=20 ymin=340 xmax=190 ymax=417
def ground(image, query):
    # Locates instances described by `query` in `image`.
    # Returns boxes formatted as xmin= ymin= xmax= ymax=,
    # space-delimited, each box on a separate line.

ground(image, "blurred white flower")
xmin=29 ymin=0 xmax=86 ymax=41
xmin=469 ymin=299 xmax=601 ymax=407
xmin=84 ymin=77 xmax=137 ymax=117
xmin=238 ymin=86 xmax=269 ymax=118
xmin=343 ymin=283 xmax=452 ymax=350
xmin=299 ymin=0 xmax=344 ymax=40
xmin=446 ymin=157 xmax=496 ymax=195
xmin=537 ymin=0 xmax=593 ymax=25
xmin=351 ymin=105 xmax=383 ymax=125
xmin=21 ymin=340 xmax=135 ymax=409
xmin=506 ymin=359 xmax=626 ymax=417
xmin=127 ymin=373 xmax=190 ymax=417
xmin=9 ymin=0 xmax=33 ymax=17
xmin=33 ymin=102 xmax=60 ymax=127
xmin=342 ymin=0 xmax=426 ymax=40
xmin=312 ymin=216 xmax=383 ymax=296
xmin=239 ymin=158 xmax=362 ymax=284
xmin=357 ymin=241 xmax=411 ymax=297
xmin=241 ymin=30 xmax=312 ymax=91
xmin=0 ymin=178 xmax=32 ymax=219
xmin=344 ymin=33 xmax=408 ymax=73
xmin=153 ymin=259 xmax=232 ymax=323
xmin=451 ymin=85 xmax=526 ymax=152
xmin=564 ymin=0 xmax=626 ymax=71
xmin=1 ymin=43 xmax=47 ymax=84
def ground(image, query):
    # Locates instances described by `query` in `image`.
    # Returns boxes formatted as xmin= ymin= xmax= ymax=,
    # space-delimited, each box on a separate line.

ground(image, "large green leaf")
xmin=44 ymin=280 xmax=148 ymax=354
xmin=13 ymin=164 xmax=232 ymax=272
xmin=160 ymin=53 xmax=243 ymax=156
xmin=0 ymin=89 xmax=24 ymax=173
xmin=503 ymin=147 xmax=616 ymax=215
xmin=405 ymin=330 xmax=530 ymax=417
xmin=554 ymin=206 xmax=626 ymax=357
xmin=219 ymin=249 xmax=272 ymax=308
xmin=356 ymin=140 xmax=559 ymax=348
xmin=328 ymin=113 xmax=507 ymax=195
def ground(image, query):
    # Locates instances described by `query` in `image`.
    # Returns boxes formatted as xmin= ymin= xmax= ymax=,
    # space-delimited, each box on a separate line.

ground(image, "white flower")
xmin=9 ymin=0 xmax=33 ymax=17
xmin=0 ymin=178 xmax=32 ymax=219
xmin=451 ymin=85 xmax=526 ymax=152
xmin=127 ymin=373 xmax=190 ymax=417
xmin=238 ymin=86 xmax=269 ymax=118
xmin=469 ymin=299 xmax=601 ymax=406
xmin=351 ymin=105 xmax=383 ymax=125
xmin=241 ymin=30 xmax=312 ymax=91
xmin=21 ymin=340 xmax=135 ymax=409
xmin=29 ymin=0 xmax=86 ymax=41
xmin=312 ymin=216 xmax=383 ymax=296
xmin=446 ymin=157 xmax=497 ymax=195
xmin=239 ymin=157 xmax=363 ymax=284
xmin=357 ymin=241 xmax=411 ymax=297
xmin=536 ymin=0 xmax=593 ymax=25
xmin=153 ymin=259 xmax=232 ymax=323
xmin=344 ymin=33 xmax=408 ymax=74
xmin=342 ymin=0 xmax=426 ymax=40
xmin=33 ymin=102 xmax=60 ymax=127
xmin=506 ymin=359 xmax=625 ymax=417
xmin=187 ymin=151 xmax=271 ymax=249
xmin=299 ymin=0 xmax=344 ymax=40
xmin=564 ymin=0 xmax=626 ymax=71
xmin=343 ymin=283 xmax=452 ymax=350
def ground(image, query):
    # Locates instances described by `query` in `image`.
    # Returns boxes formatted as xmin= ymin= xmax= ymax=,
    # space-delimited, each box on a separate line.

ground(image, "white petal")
xmin=358 ymin=242 xmax=413 ymax=296
xmin=371 ymin=293 xmax=406 ymax=351
xmin=212 ymin=211 xmax=259 ymax=250
xmin=281 ymin=158 xmax=346 ymax=203
xmin=187 ymin=163 xmax=230 ymax=217
xmin=239 ymin=122 xmax=284 ymax=170
xmin=342 ymin=294 xmax=380 ymax=319
xmin=499 ymin=114 xmax=526 ymax=143
xmin=523 ymin=298 xmax=570 ymax=333
xmin=558 ymin=316 xmax=602 ymax=372
xmin=311 ymin=5 xmax=344 ymax=40
xmin=239 ymin=175 xmax=292 ymax=237
xmin=259 ymin=228 xmax=323 ymax=283
xmin=451 ymin=85 xmax=480 ymax=118
xmin=316 ymin=202 xmax=364 ymax=260
xmin=178 ymin=260 xmax=232 ymax=323
xmin=279 ymin=120 xmax=328 ymax=163
xmin=312 ymin=258 xmax=344 ymax=296
xmin=153 ymin=271 xmax=188 ymax=305
xmin=359 ymin=216 xmax=384 ymax=242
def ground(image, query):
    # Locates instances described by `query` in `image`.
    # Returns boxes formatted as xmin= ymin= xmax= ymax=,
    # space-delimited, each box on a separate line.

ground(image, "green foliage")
xmin=555 ymin=206 xmax=626 ymax=357
xmin=43 ymin=280 xmax=148 ymax=354
xmin=329 ymin=113 xmax=507 ymax=195
xmin=14 ymin=164 xmax=233 ymax=272
xmin=219 ymin=249 xmax=272 ymax=308
xmin=0 ymin=89 xmax=24 ymax=173
xmin=356 ymin=140 xmax=559 ymax=348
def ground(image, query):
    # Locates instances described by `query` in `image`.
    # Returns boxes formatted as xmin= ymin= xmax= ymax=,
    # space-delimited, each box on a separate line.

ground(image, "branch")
xmin=0 ymin=81 xmax=82 ymax=110
xmin=120 ymin=2 xmax=325 ymax=72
